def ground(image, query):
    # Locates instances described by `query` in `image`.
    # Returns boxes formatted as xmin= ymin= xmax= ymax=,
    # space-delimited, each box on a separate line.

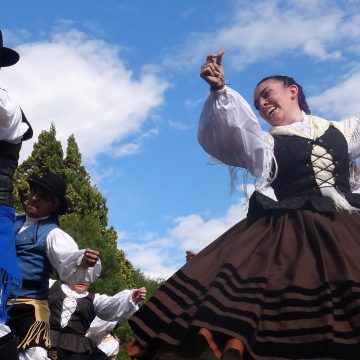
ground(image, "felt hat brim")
xmin=0 ymin=46 xmax=19 ymax=67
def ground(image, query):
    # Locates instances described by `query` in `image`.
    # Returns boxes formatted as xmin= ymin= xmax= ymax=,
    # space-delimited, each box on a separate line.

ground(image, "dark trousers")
xmin=57 ymin=348 xmax=90 ymax=360
xmin=0 ymin=332 xmax=19 ymax=360
xmin=89 ymin=348 xmax=111 ymax=360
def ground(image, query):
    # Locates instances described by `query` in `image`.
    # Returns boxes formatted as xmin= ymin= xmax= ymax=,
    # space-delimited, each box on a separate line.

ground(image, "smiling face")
xmin=253 ymin=79 xmax=302 ymax=126
xmin=26 ymin=185 xmax=57 ymax=218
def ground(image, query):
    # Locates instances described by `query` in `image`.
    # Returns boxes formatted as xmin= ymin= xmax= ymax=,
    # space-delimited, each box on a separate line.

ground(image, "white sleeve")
xmin=87 ymin=316 xmax=118 ymax=346
xmin=0 ymin=88 xmax=28 ymax=143
xmin=93 ymin=289 xmax=139 ymax=322
xmin=46 ymin=228 xmax=101 ymax=283
xmin=197 ymin=86 xmax=266 ymax=177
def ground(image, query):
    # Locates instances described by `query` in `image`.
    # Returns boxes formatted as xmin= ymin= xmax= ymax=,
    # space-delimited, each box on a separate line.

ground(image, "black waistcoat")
xmin=248 ymin=126 xmax=360 ymax=216
xmin=48 ymin=281 xmax=96 ymax=353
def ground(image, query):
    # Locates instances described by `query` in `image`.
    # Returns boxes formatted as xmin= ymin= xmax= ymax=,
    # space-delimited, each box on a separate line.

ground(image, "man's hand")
xmin=82 ymin=248 xmax=100 ymax=267
xmin=132 ymin=287 xmax=147 ymax=303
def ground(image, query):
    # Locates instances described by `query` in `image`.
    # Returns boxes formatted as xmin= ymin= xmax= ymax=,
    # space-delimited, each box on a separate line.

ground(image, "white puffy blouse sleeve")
xmin=86 ymin=316 xmax=118 ymax=346
xmin=93 ymin=289 xmax=139 ymax=322
xmin=198 ymin=86 xmax=266 ymax=177
xmin=46 ymin=228 xmax=101 ymax=283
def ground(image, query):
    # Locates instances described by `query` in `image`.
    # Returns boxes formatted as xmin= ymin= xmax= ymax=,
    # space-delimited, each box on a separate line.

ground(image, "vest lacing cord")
xmin=310 ymin=144 xmax=335 ymax=189
xmin=310 ymin=141 xmax=358 ymax=211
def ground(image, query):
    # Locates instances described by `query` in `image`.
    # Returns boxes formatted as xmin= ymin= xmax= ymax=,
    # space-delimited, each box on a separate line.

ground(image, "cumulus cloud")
xmin=120 ymin=197 xmax=248 ymax=278
xmin=164 ymin=0 xmax=360 ymax=71
xmin=309 ymin=70 xmax=360 ymax=118
xmin=113 ymin=127 xmax=159 ymax=157
xmin=168 ymin=120 xmax=192 ymax=130
xmin=1 ymin=29 xmax=169 ymax=162
xmin=119 ymin=185 xmax=277 ymax=278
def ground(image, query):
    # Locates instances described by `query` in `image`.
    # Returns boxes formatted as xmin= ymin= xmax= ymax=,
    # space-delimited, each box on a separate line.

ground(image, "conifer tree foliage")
xmin=64 ymin=135 xmax=108 ymax=226
xmin=14 ymin=124 xmax=162 ymax=359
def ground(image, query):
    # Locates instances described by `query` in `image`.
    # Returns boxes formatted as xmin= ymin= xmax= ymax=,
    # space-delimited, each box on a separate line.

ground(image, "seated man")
xmin=8 ymin=172 xmax=102 ymax=360
xmin=48 ymin=280 xmax=146 ymax=360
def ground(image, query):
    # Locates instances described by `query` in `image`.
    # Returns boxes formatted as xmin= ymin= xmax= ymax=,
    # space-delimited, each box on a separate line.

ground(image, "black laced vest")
xmin=249 ymin=126 xmax=360 ymax=216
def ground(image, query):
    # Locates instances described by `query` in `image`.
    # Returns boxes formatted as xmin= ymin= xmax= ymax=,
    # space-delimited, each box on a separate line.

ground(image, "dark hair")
xmin=256 ymin=75 xmax=311 ymax=115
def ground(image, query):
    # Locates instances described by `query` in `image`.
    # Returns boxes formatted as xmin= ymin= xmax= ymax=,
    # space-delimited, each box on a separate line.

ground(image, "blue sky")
xmin=2 ymin=0 xmax=360 ymax=278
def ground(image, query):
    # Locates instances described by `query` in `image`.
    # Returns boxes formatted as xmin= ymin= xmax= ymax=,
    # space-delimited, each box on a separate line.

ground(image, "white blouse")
xmin=198 ymin=86 xmax=360 ymax=209
xmin=198 ymin=86 xmax=360 ymax=177
xmin=50 ymin=282 xmax=138 ymax=331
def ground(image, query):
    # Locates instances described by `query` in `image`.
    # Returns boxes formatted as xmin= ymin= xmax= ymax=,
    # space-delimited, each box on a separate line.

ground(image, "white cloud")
xmin=168 ymin=120 xmax=192 ymax=130
xmin=1 ymin=29 xmax=169 ymax=163
xmin=164 ymin=1 xmax=360 ymax=71
xmin=120 ymin=195 xmax=248 ymax=278
xmin=119 ymin=186 xmax=277 ymax=279
xmin=114 ymin=142 xmax=141 ymax=157
xmin=124 ymin=245 xmax=178 ymax=281
xmin=309 ymin=70 xmax=360 ymax=118
xmin=113 ymin=127 xmax=159 ymax=157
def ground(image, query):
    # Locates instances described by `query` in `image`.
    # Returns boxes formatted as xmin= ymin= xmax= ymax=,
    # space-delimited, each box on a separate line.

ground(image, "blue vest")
xmin=14 ymin=216 xmax=59 ymax=299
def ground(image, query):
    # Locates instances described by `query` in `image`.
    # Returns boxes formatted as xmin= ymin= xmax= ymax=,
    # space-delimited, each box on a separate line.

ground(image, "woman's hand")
xmin=200 ymin=50 xmax=225 ymax=89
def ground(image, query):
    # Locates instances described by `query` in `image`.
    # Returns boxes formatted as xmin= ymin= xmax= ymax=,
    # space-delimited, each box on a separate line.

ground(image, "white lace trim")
xmin=61 ymin=296 xmax=77 ymax=328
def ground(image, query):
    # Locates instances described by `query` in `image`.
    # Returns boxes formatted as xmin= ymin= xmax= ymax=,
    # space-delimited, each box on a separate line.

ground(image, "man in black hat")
xmin=7 ymin=172 xmax=102 ymax=360
xmin=0 ymin=29 xmax=33 ymax=359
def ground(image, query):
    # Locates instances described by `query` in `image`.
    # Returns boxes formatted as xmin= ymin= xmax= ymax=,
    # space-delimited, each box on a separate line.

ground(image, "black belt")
xmin=22 ymin=280 xmax=42 ymax=290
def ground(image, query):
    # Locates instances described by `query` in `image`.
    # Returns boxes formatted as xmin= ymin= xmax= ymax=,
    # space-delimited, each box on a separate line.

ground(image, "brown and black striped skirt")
xmin=128 ymin=206 xmax=360 ymax=359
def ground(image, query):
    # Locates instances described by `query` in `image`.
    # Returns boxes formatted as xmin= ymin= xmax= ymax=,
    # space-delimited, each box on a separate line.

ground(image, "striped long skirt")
xmin=127 ymin=207 xmax=360 ymax=359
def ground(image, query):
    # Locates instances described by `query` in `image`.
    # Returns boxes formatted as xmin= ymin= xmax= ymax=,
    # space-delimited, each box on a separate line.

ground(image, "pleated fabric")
xmin=128 ymin=207 xmax=360 ymax=359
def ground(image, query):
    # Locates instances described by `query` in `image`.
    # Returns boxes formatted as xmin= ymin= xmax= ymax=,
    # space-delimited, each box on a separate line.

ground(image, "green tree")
xmin=64 ymin=134 xmax=108 ymax=226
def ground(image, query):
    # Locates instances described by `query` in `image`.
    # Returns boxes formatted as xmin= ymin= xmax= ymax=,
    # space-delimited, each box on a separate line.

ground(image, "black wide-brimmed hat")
xmin=0 ymin=29 xmax=19 ymax=67
xmin=28 ymin=173 xmax=68 ymax=215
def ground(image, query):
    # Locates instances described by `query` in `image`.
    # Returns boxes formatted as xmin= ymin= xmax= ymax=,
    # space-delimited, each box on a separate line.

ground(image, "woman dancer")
xmin=127 ymin=51 xmax=360 ymax=359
